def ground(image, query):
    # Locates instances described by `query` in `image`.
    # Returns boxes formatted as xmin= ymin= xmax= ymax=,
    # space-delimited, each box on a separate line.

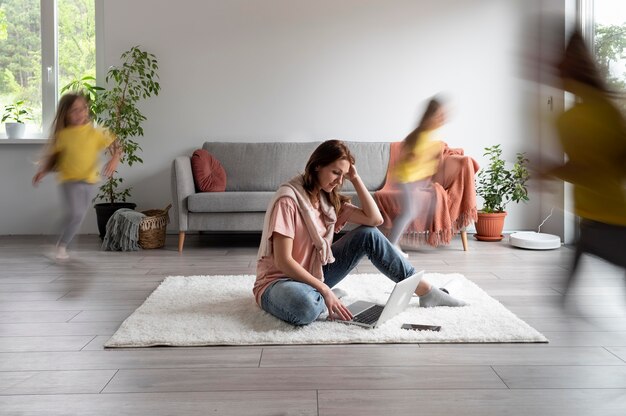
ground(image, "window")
xmin=593 ymin=0 xmax=626 ymax=112
xmin=57 ymin=0 xmax=96 ymax=101
xmin=0 ymin=0 xmax=95 ymax=139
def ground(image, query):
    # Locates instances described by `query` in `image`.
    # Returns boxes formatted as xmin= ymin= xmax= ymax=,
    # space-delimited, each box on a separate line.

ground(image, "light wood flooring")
xmin=1 ymin=233 xmax=625 ymax=416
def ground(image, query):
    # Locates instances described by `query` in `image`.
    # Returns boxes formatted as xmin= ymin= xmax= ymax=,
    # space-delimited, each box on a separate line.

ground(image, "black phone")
xmin=401 ymin=323 xmax=441 ymax=332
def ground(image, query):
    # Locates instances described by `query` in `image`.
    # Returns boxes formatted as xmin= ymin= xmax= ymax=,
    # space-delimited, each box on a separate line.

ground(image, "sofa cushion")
xmin=190 ymin=149 xmax=227 ymax=192
xmin=202 ymin=141 xmax=390 ymax=192
xmin=203 ymin=142 xmax=318 ymax=191
xmin=187 ymin=191 xmax=274 ymax=213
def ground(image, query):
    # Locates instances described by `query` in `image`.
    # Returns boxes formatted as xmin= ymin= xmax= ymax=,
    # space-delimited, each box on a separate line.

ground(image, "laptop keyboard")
xmin=352 ymin=304 xmax=385 ymax=325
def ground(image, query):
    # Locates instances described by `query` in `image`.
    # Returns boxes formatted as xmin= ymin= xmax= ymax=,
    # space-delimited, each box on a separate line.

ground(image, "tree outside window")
xmin=0 ymin=0 xmax=94 ymax=138
xmin=0 ymin=0 xmax=41 ymax=133
xmin=58 ymin=0 xmax=96 ymax=96
xmin=593 ymin=0 xmax=626 ymax=113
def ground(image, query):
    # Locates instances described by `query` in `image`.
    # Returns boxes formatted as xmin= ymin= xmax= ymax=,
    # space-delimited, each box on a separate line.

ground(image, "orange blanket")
xmin=374 ymin=142 xmax=479 ymax=247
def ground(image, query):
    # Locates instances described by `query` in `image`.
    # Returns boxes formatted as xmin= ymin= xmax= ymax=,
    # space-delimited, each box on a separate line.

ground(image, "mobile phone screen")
xmin=401 ymin=323 xmax=441 ymax=331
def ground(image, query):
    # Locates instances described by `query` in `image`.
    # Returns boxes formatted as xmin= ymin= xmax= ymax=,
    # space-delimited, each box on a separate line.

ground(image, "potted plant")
xmin=63 ymin=46 xmax=161 ymax=238
xmin=2 ymin=100 xmax=34 ymax=139
xmin=475 ymin=144 xmax=530 ymax=241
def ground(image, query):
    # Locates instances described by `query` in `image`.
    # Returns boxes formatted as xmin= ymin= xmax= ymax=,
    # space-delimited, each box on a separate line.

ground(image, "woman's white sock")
xmin=419 ymin=287 xmax=467 ymax=307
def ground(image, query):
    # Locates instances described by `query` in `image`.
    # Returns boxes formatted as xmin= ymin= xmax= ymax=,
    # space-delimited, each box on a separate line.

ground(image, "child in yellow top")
xmin=552 ymin=79 xmax=626 ymax=227
xmin=544 ymin=31 xmax=626 ymax=296
xmin=33 ymin=93 xmax=121 ymax=259
xmin=389 ymin=97 xmax=446 ymax=256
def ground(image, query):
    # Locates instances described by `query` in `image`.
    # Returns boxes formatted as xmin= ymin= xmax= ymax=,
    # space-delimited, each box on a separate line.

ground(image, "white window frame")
xmin=41 ymin=0 xmax=58 ymax=139
xmin=1 ymin=0 xmax=99 ymax=142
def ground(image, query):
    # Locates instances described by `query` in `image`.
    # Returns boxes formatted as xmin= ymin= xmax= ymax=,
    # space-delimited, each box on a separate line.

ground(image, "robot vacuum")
xmin=509 ymin=231 xmax=561 ymax=250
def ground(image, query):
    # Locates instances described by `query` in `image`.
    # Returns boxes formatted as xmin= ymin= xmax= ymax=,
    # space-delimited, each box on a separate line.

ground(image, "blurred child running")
xmin=388 ymin=97 xmax=446 ymax=257
xmin=32 ymin=92 xmax=121 ymax=260
xmin=546 ymin=31 xmax=626 ymax=295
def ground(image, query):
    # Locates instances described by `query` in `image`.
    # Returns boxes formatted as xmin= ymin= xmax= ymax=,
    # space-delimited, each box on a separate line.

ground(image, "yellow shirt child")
xmin=392 ymin=130 xmax=443 ymax=184
xmin=552 ymin=81 xmax=626 ymax=226
xmin=54 ymin=123 xmax=115 ymax=184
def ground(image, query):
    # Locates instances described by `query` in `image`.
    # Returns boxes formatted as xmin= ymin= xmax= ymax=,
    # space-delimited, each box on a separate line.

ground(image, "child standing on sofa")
xmin=253 ymin=139 xmax=466 ymax=326
xmin=388 ymin=97 xmax=446 ymax=257
xmin=32 ymin=93 xmax=121 ymax=260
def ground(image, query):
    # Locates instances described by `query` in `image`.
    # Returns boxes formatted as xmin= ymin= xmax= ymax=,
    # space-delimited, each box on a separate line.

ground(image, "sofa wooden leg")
xmin=178 ymin=232 xmax=185 ymax=253
xmin=461 ymin=229 xmax=468 ymax=251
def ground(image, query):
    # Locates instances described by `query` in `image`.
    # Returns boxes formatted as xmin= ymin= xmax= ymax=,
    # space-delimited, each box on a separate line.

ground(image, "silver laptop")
xmin=334 ymin=271 xmax=423 ymax=328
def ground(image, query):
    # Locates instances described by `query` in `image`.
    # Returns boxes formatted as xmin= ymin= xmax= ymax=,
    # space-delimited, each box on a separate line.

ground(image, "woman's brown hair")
xmin=302 ymin=139 xmax=354 ymax=213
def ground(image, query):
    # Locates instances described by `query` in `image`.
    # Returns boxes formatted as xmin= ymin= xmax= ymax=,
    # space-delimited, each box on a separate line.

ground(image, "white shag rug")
xmin=104 ymin=273 xmax=548 ymax=347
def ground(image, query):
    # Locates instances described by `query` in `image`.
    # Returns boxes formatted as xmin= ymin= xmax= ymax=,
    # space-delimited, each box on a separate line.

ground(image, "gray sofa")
xmin=171 ymin=141 xmax=391 ymax=251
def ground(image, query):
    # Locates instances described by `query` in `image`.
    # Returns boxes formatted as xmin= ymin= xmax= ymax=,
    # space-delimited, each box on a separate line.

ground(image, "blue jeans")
xmin=260 ymin=226 xmax=418 ymax=325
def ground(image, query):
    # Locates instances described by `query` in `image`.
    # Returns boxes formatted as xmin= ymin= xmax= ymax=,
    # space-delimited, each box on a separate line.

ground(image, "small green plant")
xmin=476 ymin=144 xmax=530 ymax=213
xmin=63 ymin=46 xmax=160 ymax=203
xmin=2 ymin=100 xmax=34 ymax=124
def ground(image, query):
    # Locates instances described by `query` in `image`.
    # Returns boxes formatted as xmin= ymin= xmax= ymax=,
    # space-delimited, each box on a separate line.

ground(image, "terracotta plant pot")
xmin=475 ymin=211 xmax=507 ymax=241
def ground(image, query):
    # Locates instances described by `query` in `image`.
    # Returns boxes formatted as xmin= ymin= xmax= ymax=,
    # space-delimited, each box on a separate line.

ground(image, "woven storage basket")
xmin=138 ymin=204 xmax=171 ymax=249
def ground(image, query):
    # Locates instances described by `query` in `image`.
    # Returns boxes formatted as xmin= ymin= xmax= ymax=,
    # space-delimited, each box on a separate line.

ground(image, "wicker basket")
xmin=138 ymin=204 xmax=171 ymax=249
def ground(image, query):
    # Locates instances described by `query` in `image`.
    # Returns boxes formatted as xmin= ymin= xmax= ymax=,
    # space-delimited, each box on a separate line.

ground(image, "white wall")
xmin=0 ymin=0 xmax=550 ymax=235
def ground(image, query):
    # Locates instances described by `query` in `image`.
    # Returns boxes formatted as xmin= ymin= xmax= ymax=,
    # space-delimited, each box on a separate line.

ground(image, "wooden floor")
xmin=1 ymin=233 xmax=625 ymax=416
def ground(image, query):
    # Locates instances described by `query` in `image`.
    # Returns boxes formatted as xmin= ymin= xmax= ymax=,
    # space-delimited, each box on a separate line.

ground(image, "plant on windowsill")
xmin=2 ymin=100 xmax=34 ymax=139
xmin=475 ymin=144 xmax=530 ymax=241
xmin=63 ymin=46 xmax=161 ymax=238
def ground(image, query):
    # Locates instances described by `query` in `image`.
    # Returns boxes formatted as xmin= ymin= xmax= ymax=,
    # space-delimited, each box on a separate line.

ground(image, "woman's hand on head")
xmin=346 ymin=164 xmax=359 ymax=182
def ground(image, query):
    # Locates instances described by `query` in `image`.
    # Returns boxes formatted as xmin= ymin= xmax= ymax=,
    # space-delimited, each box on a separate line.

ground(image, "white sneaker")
xmin=394 ymin=244 xmax=409 ymax=259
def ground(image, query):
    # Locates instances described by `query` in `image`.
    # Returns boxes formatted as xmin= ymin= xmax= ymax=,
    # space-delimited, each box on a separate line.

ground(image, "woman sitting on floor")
xmin=253 ymin=139 xmax=466 ymax=326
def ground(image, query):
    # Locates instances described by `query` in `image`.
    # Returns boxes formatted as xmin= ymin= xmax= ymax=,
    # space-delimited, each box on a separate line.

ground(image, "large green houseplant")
xmin=475 ymin=144 xmax=530 ymax=241
xmin=64 ymin=46 xmax=161 ymax=237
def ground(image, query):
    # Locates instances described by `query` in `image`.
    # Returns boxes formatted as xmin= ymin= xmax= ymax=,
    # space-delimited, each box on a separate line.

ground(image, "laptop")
xmin=334 ymin=270 xmax=423 ymax=328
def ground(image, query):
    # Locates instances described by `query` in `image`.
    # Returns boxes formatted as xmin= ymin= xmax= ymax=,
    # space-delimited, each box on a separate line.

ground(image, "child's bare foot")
xmin=55 ymin=245 xmax=69 ymax=260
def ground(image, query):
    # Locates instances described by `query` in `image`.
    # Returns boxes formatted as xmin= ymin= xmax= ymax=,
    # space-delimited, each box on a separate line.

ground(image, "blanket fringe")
xmin=453 ymin=207 xmax=478 ymax=232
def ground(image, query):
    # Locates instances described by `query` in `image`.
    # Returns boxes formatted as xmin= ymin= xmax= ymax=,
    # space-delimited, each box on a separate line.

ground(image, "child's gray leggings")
xmin=58 ymin=181 xmax=94 ymax=246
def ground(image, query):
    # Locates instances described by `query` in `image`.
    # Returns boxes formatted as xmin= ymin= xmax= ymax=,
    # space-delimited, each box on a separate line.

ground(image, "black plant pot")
xmin=94 ymin=202 xmax=137 ymax=239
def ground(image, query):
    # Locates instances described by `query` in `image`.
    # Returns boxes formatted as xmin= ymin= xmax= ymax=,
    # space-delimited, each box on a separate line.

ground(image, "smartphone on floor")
xmin=401 ymin=323 xmax=441 ymax=332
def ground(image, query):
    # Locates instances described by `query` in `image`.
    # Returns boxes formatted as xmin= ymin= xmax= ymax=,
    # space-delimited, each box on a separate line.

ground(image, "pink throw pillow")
xmin=190 ymin=149 xmax=227 ymax=192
